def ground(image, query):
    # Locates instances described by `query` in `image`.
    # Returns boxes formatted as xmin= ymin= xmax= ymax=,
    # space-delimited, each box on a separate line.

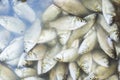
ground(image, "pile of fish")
xmin=0 ymin=0 xmax=120 ymax=80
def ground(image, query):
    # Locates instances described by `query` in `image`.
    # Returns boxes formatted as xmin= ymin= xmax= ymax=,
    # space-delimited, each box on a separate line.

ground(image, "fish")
xmin=80 ymin=0 xmax=102 ymax=12
xmin=94 ymin=61 xmax=117 ymax=79
xmin=39 ymin=43 xmax=62 ymax=74
xmin=42 ymin=4 xmax=62 ymax=22
xmin=49 ymin=67 xmax=57 ymax=80
xmin=0 ymin=63 xmax=20 ymax=80
xmin=15 ymin=67 xmax=37 ymax=78
xmin=98 ymin=14 xmax=119 ymax=42
xmin=0 ymin=36 xmax=24 ymax=61
xmin=102 ymin=0 xmax=116 ymax=25
xmin=0 ymin=16 xmax=26 ymax=34
xmin=0 ymin=27 xmax=12 ymax=53
xmin=24 ymin=19 xmax=41 ymax=52
xmin=57 ymin=30 xmax=71 ymax=45
xmin=69 ymin=62 xmax=80 ymax=80
xmin=78 ymin=27 xmax=97 ymax=55
xmin=55 ymin=62 xmax=68 ymax=80
xmin=49 ymin=15 xmax=87 ymax=30
xmin=118 ymin=59 xmax=120 ymax=77
xmin=77 ymin=52 xmax=92 ymax=74
xmin=13 ymin=2 xmax=36 ymax=23
xmin=53 ymin=0 xmax=90 ymax=16
xmin=54 ymin=48 xmax=78 ymax=62
xmin=22 ymin=76 xmax=45 ymax=80
xmin=37 ymin=28 xmax=57 ymax=44
xmin=92 ymin=50 xmax=110 ymax=67
xmin=0 ymin=0 xmax=10 ymax=15
xmin=54 ymin=39 xmax=79 ymax=62
xmin=5 ymin=57 xmax=20 ymax=67
xmin=18 ymin=52 xmax=33 ymax=68
xmin=106 ymin=74 xmax=119 ymax=80
xmin=67 ymin=13 xmax=96 ymax=47
xmin=96 ymin=24 xmax=116 ymax=59
xmin=26 ymin=44 xmax=47 ymax=61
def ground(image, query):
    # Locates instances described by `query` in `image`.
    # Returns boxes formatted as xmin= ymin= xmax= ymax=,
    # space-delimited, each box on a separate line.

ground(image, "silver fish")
xmin=78 ymin=27 xmax=97 ymax=55
xmin=54 ymin=48 xmax=78 ymax=62
xmin=13 ymin=2 xmax=36 ymax=23
xmin=98 ymin=14 xmax=119 ymax=42
xmin=81 ymin=0 xmax=102 ymax=12
xmin=42 ymin=4 xmax=62 ymax=22
xmin=96 ymin=24 xmax=116 ymax=59
xmin=67 ymin=13 xmax=96 ymax=47
xmin=18 ymin=52 xmax=33 ymax=68
xmin=54 ymin=39 xmax=79 ymax=62
xmin=0 ymin=0 xmax=10 ymax=15
xmin=39 ymin=43 xmax=62 ymax=74
xmin=94 ymin=61 xmax=117 ymax=79
xmin=5 ymin=57 xmax=20 ymax=67
xmin=38 ymin=28 xmax=57 ymax=44
xmin=77 ymin=52 xmax=92 ymax=74
xmin=22 ymin=76 xmax=45 ymax=80
xmin=69 ymin=62 xmax=80 ymax=80
xmin=92 ymin=50 xmax=110 ymax=67
xmin=107 ymin=74 xmax=119 ymax=80
xmin=57 ymin=30 xmax=71 ymax=45
xmin=49 ymin=15 xmax=87 ymax=30
xmin=15 ymin=67 xmax=37 ymax=78
xmin=0 ymin=36 xmax=24 ymax=61
xmin=55 ymin=62 xmax=68 ymax=80
xmin=0 ymin=28 xmax=12 ymax=53
xmin=0 ymin=16 xmax=26 ymax=34
xmin=102 ymin=0 xmax=116 ymax=25
xmin=24 ymin=19 xmax=41 ymax=52
xmin=26 ymin=44 xmax=47 ymax=61
xmin=0 ymin=63 xmax=20 ymax=80
xmin=53 ymin=0 xmax=90 ymax=16
xmin=49 ymin=67 xmax=57 ymax=80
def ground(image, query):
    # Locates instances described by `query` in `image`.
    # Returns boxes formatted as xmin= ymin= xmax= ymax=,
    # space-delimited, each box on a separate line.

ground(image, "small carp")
xmin=78 ymin=27 xmax=97 ymax=55
xmin=15 ymin=67 xmax=37 ymax=78
xmin=55 ymin=63 xmax=68 ymax=80
xmin=57 ymin=30 xmax=71 ymax=45
xmin=38 ymin=28 xmax=57 ymax=44
xmin=26 ymin=44 xmax=47 ymax=61
xmin=0 ymin=27 xmax=12 ymax=53
xmin=92 ymin=50 xmax=110 ymax=67
xmin=49 ymin=15 xmax=87 ymax=30
xmin=18 ymin=52 xmax=33 ymax=68
xmin=96 ymin=24 xmax=116 ymax=59
xmin=81 ymin=0 xmax=102 ymax=12
xmin=0 ymin=37 xmax=24 ymax=61
xmin=69 ymin=62 xmax=80 ymax=80
xmin=94 ymin=61 xmax=117 ymax=79
xmin=53 ymin=0 xmax=90 ymax=16
xmin=107 ymin=74 xmax=119 ymax=80
xmin=49 ymin=67 xmax=57 ymax=80
xmin=5 ymin=57 xmax=20 ymax=67
xmin=22 ymin=76 xmax=45 ymax=80
xmin=42 ymin=4 xmax=62 ymax=22
xmin=77 ymin=52 xmax=92 ymax=74
xmin=67 ymin=13 xmax=96 ymax=47
xmin=24 ymin=19 xmax=41 ymax=52
xmin=54 ymin=48 xmax=78 ymax=62
xmin=102 ymin=0 xmax=116 ymax=25
xmin=13 ymin=2 xmax=36 ymax=23
xmin=0 ymin=63 xmax=20 ymax=80
xmin=54 ymin=39 xmax=79 ymax=62
xmin=0 ymin=16 xmax=26 ymax=34
xmin=39 ymin=43 xmax=62 ymax=74
xmin=98 ymin=14 xmax=119 ymax=42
